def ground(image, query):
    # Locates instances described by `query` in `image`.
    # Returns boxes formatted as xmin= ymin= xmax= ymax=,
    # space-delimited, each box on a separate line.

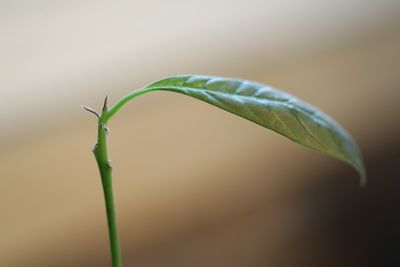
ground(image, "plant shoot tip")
xmin=102 ymin=95 xmax=109 ymax=112
xmin=82 ymin=105 xmax=100 ymax=119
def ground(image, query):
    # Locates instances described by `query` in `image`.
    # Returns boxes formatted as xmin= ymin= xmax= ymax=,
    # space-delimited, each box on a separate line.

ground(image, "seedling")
xmin=83 ymin=75 xmax=365 ymax=267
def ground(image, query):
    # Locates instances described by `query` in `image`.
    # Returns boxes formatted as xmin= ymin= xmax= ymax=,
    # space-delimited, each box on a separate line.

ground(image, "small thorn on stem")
xmin=92 ymin=143 xmax=98 ymax=153
xmin=102 ymin=124 xmax=110 ymax=135
xmin=82 ymin=105 xmax=100 ymax=119
xmin=102 ymin=95 xmax=109 ymax=112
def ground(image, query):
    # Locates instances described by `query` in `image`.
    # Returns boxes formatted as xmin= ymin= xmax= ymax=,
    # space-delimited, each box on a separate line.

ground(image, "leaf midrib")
xmin=146 ymin=84 xmax=346 ymax=158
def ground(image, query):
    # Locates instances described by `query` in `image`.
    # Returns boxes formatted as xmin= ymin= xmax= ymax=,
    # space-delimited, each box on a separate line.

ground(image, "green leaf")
xmin=107 ymin=75 xmax=366 ymax=184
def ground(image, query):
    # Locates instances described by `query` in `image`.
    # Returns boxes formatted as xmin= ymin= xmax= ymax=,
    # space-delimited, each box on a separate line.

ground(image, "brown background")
xmin=1 ymin=1 xmax=400 ymax=266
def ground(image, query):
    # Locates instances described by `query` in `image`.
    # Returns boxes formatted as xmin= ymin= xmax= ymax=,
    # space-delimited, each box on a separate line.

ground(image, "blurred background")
xmin=1 ymin=0 xmax=400 ymax=266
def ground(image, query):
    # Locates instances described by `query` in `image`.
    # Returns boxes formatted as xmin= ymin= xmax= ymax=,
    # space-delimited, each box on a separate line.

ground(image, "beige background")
xmin=1 ymin=1 xmax=400 ymax=266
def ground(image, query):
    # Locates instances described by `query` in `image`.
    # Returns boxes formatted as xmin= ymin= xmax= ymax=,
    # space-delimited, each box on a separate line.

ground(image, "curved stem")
xmin=93 ymin=89 xmax=152 ymax=267
xmin=93 ymin=119 xmax=122 ymax=267
xmin=92 ymin=87 xmax=169 ymax=267
xmin=103 ymin=88 xmax=152 ymax=123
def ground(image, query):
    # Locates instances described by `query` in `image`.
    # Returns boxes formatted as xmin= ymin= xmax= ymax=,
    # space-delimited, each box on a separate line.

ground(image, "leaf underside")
xmin=140 ymin=75 xmax=366 ymax=184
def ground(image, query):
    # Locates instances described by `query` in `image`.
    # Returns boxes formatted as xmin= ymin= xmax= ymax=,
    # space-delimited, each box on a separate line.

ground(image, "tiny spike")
xmin=82 ymin=105 xmax=100 ymax=119
xmin=102 ymin=124 xmax=110 ymax=135
xmin=102 ymin=95 xmax=109 ymax=112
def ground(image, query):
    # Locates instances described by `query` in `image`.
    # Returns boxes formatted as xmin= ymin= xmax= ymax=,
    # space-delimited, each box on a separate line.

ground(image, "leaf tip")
xmin=359 ymin=168 xmax=367 ymax=187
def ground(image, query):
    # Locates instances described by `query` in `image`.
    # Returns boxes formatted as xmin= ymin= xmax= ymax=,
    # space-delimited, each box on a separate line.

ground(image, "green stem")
xmin=93 ymin=115 xmax=122 ymax=267
xmin=90 ymin=91 xmax=152 ymax=267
